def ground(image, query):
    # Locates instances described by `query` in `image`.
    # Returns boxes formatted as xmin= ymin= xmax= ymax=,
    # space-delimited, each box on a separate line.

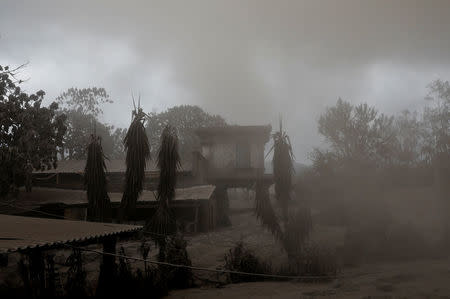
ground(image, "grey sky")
xmin=1 ymin=0 xmax=450 ymax=162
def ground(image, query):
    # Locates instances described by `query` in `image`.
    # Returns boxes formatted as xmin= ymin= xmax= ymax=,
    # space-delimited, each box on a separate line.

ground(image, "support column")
xmin=25 ymin=249 xmax=46 ymax=298
xmin=215 ymin=184 xmax=230 ymax=227
xmin=97 ymin=236 xmax=117 ymax=297
xmin=102 ymin=236 xmax=116 ymax=275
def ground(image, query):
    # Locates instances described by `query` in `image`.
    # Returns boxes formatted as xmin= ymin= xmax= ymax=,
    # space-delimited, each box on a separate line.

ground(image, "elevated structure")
xmin=26 ymin=124 xmax=274 ymax=230
xmin=193 ymin=125 xmax=273 ymax=187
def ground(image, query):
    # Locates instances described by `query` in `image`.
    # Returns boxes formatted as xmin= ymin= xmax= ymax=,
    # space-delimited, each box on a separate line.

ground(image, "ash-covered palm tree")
xmin=272 ymin=119 xmax=294 ymax=222
xmin=254 ymin=119 xmax=312 ymax=257
xmin=85 ymin=134 xmax=111 ymax=222
xmin=272 ymin=120 xmax=313 ymax=257
xmin=253 ymin=119 xmax=293 ymax=238
xmin=119 ymin=105 xmax=150 ymax=222
xmin=146 ymin=125 xmax=180 ymax=261
xmin=156 ymin=125 xmax=181 ymax=208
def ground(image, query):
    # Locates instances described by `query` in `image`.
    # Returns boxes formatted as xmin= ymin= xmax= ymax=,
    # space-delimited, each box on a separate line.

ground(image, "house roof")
xmin=0 ymin=214 xmax=141 ymax=253
xmin=195 ymin=125 xmax=272 ymax=142
xmin=33 ymin=159 xmax=192 ymax=174
xmin=0 ymin=185 xmax=216 ymax=214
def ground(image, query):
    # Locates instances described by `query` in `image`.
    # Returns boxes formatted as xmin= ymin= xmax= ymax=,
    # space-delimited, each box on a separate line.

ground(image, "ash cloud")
xmin=1 ymin=0 xmax=450 ymax=161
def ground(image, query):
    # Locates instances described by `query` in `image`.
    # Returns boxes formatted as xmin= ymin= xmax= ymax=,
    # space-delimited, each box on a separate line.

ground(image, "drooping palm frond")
xmin=85 ymin=135 xmax=111 ymax=222
xmin=146 ymin=202 xmax=177 ymax=260
xmin=272 ymin=125 xmax=294 ymax=222
xmin=157 ymin=125 xmax=181 ymax=204
xmin=119 ymin=107 xmax=150 ymax=221
xmin=254 ymin=180 xmax=283 ymax=239
xmin=145 ymin=125 xmax=180 ymax=255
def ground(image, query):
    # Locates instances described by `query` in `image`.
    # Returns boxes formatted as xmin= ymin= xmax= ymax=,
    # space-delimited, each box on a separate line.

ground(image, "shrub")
xmin=65 ymin=249 xmax=88 ymax=298
xmin=113 ymin=246 xmax=168 ymax=299
xmin=223 ymin=241 xmax=272 ymax=283
xmin=164 ymin=234 xmax=194 ymax=289
xmin=281 ymin=243 xmax=339 ymax=281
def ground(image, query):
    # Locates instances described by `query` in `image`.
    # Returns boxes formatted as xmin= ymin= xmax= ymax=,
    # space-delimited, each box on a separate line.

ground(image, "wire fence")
xmin=63 ymin=243 xmax=339 ymax=280
xmin=0 ymin=201 xmax=395 ymax=283
xmin=12 ymin=235 xmax=388 ymax=281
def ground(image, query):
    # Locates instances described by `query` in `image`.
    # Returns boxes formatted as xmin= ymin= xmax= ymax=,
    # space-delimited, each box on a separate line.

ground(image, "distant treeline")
xmin=56 ymin=88 xmax=226 ymax=161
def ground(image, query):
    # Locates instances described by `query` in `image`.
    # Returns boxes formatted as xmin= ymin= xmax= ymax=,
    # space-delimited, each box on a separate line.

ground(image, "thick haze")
xmin=1 ymin=0 xmax=450 ymax=162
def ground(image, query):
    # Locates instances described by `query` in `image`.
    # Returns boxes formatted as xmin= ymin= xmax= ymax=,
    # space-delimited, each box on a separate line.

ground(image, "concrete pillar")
xmin=215 ymin=184 xmax=230 ymax=226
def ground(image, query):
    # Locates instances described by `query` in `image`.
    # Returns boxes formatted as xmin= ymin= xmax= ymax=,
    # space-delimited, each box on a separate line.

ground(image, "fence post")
xmin=97 ymin=236 xmax=117 ymax=297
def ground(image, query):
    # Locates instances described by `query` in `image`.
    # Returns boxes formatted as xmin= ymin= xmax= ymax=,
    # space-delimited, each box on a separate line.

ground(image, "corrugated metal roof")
xmin=0 ymin=214 xmax=141 ymax=253
xmin=33 ymin=159 xmax=192 ymax=174
xmin=1 ymin=185 xmax=216 ymax=212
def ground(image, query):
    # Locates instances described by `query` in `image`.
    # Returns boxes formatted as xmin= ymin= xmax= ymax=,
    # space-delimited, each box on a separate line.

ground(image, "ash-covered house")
xmin=192 ymin=125 xmax=274 ymax=224
xmin=30 ymin=160 xmax=213 ymax=231
xmin=6 ymin=185 xmax=217 ymax=232
xmin=28 ymin=125 xmax=273 ymax=230
xmin=192 ymin=125 xmax=273 ymax=186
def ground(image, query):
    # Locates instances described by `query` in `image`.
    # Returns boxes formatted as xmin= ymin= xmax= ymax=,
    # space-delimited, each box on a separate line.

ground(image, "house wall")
xmin=33 ymin=173 xmax=83 ymax=190
xmin=64 ymin=207 xmax=87 ymax=220
xmin=251 ymin=142 xmax=265 ymax=169
xmin=204 ymin=141 xmax=264 ymax=170
xmin=208 ymin=142 xmax=235 ymax=168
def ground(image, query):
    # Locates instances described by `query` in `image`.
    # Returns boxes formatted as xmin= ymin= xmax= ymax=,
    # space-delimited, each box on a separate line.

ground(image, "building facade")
xmin=193 ymin=125 xmax=272 ymax=187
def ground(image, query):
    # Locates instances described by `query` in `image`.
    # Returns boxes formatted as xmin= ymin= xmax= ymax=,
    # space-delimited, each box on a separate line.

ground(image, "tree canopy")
xmin=56 ymin=87 xmax=125 ymax=160
xmin=0 ymin=65 xmax=66 ymax=197
xmin=424 ymin=79 xmax=450 ymax=158
xmin=145 ymin=105 xmax=226 ymax=160
xmin=316 ymin=98 xmax=396 ymax=169
xmin=310 ymin=88 xmax=449 ymax=177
